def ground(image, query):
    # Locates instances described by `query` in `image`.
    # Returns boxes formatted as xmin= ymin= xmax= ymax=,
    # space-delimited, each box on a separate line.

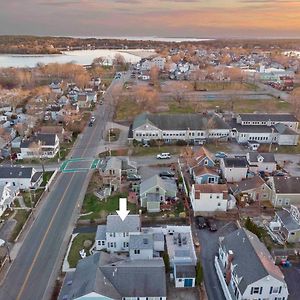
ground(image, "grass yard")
xmin=21 ymin=189 xmax=44 ymax=208
xmin=80 ymin=192 xmax=137 ymax=221
xmin=41 ymin=171 xmax=54 ymax=186
xmin=9 ymin=210 xmax=31 ymax=242
xmin=130 ymin=145 xmax=182 ymax=156
xmin=197 ymin=98 xmax=292 ymax=114
xmin=168 ymin=102 xmax=195 ymax=114
xmin=205 ymin=143 xmax=231 ymax=153
xmin=194 ymin=81 xmax=257 ymax=91
xmin=115 ymin=98 xmax=143 ymax=121
xmin=67 ymin=233 xmax=95 ymax=268
xmin=273 ymin=143 xmax=300 ymax=154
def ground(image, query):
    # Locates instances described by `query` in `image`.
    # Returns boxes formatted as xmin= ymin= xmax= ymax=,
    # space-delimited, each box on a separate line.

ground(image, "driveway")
xmin=281 ymin=262 xmax=300 ymax=300
xmin=195 ymin=220 xmax=238 ymax=300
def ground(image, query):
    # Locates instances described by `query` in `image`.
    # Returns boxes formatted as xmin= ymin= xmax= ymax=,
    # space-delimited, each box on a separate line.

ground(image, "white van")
xmin=156 ymin=153 xmax=171 ymax=159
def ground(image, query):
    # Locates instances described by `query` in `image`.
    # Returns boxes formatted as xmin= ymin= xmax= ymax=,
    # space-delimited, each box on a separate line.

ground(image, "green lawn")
xmin=80 ymin=192 xmax=137 ymax=220
xmin=168 ymin=103 xmax=195 ymax=114
xmin=194 ymin=81 xmax=257 ymax=91
xmin=273 ymin=143 xmax=300 ymax=154
xmin=67 ymin=233 xmax=95 ymax=268
xmin=21 ymin=189 xmax=44 ymax=208
xmin=131 ymin=145 xmax=182 ymax=156
xmin=9 ymin=210 xmax=31 ymax=242
xmin=41 ymin=171 xmax=54 ymax=187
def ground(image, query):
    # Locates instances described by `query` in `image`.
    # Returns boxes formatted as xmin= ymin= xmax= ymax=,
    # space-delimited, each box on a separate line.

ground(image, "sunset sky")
xmin=0 ymin=0 xmax=300 ymax=38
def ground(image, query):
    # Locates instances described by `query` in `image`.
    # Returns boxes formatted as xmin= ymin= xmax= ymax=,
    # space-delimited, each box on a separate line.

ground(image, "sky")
xmin=0 ymin=0 xmax=300 ymax=38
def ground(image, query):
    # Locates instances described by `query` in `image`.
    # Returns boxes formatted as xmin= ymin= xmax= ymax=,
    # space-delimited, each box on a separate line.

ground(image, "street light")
xmin=0 ymin=239 xmax=12 ymax=263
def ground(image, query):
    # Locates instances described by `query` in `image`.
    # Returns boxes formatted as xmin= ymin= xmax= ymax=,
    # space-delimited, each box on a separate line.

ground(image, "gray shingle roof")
xmin=65 ymin=252 xmax=121 ymax=300
xmin=175 ymin=264 xmax=196 ymax=278
xmin=230 ymin=175 xmax=267 ymax=193
xmin=101 ymin=258 xmax=166 ymax=298
xmin=274 ymin=123 xmax=298 ymax=135
xmin=223 ymin=157 xmax=248 ymax=168
xmin=277 ymin=209 xmax=300 ymax=232
xmin=248 ymin=152 xmax=276 ymax=163
xmin=273 ymin=176 xmax=300 ymax=194
xmin=239 ymin=113 xmax=298 ymax=122
xmin=20 ymin=133 xmax=57 ymax=148
xmin=0 ymin=166 xmax=33 ymax=179
xmin=95 ymin=225 xmax=106 ymax=240
xmin=133 ymin=113 xmax=230 ymax=131
xmin=129 ymin=234 xmax=154 ymax=250
xmin=106 ymin=214 xmax=141 ymax=233
xmin=220 ymin=228 xmax=285 ymax=293
xmin=231 ymin=121 xmax=275 ymax=133
xmin=140 ymin=175 xmax=177 ymax=195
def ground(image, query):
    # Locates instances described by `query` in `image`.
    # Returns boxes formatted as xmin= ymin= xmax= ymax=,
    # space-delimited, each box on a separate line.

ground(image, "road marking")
xmin=16 ymin=104 xmax=106 ymax=299
xmin=16 ymin=173 xmax=76 ymax=300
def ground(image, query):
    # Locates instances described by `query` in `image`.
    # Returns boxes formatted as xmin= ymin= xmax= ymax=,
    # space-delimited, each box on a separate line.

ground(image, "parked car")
xmin=273 ymin=171 xmax=287 ymax=177
xmin=142 ymin=143 xmax=150 ymax=148
xmin=127 ymin=174 xmax=141 ymax=181
xmin=206 ymin=218 xmax=217 ymax=231
xmin=99 ymin=100 xmax=103 ymax=105
xmin=88 ymin=121 xmax=93 ymax=127
xmin=156 ymin=153 xmax=171 ymax=159
xmin=195 ymin=216 xmax=207 ymax=229
xmin=215 ymin=151 xmax=227 ymax=159
xmin=90 ymin=116 xmax=96 ymax=122
xmin=159 ymin=171 xmax=175 ymax=178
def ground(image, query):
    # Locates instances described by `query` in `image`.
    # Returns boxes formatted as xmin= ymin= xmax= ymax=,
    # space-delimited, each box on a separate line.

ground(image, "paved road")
xmin=0 ymin=74 xmax=125 ymax=300
xmin=196 ymin=220 xmax=238 ymax=300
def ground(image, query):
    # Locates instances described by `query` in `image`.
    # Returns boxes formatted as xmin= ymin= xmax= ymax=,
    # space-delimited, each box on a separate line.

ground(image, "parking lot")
xmin=195 ymin=220 xmax=238 ymax=300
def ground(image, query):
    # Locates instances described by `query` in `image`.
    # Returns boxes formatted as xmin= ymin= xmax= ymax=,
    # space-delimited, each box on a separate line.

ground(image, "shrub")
xmin=196 ymin=261 xmax=204 ymax=285
xmin=176 ymin=140 xmax=188 ymax=146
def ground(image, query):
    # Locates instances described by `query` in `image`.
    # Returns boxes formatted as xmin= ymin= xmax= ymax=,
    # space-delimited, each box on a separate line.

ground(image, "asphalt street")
xmin=0 ymin=74 xmax=125 ymax=300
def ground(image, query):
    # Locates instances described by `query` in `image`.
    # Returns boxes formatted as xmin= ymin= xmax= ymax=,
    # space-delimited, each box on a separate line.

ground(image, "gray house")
xmin=59 ymin=252 xmax=167 ymax=300
xmin=140 ymin=175 xmax=177 ymax=212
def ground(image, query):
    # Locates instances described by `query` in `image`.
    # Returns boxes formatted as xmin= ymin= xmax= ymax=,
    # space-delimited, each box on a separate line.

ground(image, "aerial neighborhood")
xmin=1 ymin=37 xmax=300 ymax=300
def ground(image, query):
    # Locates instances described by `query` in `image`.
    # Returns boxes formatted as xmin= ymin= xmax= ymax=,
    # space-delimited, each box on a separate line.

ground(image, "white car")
xmin=90 ymin=116 xmax=96 ymax=122
xmin=156 ymin=153 xmax=171 ymax=159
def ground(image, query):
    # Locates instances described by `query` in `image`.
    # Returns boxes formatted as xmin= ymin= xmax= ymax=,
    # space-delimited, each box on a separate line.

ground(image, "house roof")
xmin=20 ymin=133 xmax=57 ymax=148
xmin=101 ymin=258 xmax=166 ymax=298
xmin=220 ymin=228 xmax=285 ymax=294
xmin=194 ymin=184 xmax=228 ymax=196
xmin=239 ymin=113 xmax=298 ymax=123
xmin=223 ymin=157 xmax=248 ymax=168
xmin=140 ymin=175 xmax=177 ymax=195
xmin=272 ymin=176 xmax=300 ymax=194
xmin=66 ymin=252 xmax=121 ymax=300
xmin=129 ymin=234 xmax=154 ymax=250
xmin=39 ymin=126 xmax=64 ymax=135
xmin=0 ymin=166 xmax=33 ymax=179
xmin=193 ymin=166 xmax=219 ymax=177
xmin=277 ymin=209 xmax=300 ymax=232
xmin=274 ymin=123 xmax=298 ymax=135
xmin=231 ymin=120 xmax=275 ymax=133
xmin=230 ymin=175 xmax=267 ymax=193
xmin=106 ymin=214 xmax=141 ymax=233
xmin=248 ymin=152 xmax=276 ymax=163
xmin=175 ymin=264 xmax=196 ymax=279
xmin=99 ymin=157 xmax=122 ymax=172
xmin=95 ymin=225 xmax=107 ymax=240
xmin=132 ymin=113 xmax=230 ymax=131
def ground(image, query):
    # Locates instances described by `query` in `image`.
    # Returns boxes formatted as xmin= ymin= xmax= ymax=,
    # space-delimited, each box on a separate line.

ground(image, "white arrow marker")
xmin=116 ymin=198 xmax=130 ymax=221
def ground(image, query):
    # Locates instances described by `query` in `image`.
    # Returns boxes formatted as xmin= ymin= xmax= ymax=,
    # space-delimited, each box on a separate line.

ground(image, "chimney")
xmin=225 ymin=250 xmax=234 ymax=285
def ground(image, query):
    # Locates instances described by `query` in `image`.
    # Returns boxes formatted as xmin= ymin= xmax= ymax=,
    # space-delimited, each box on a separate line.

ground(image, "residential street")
xmin=0 ymin=75 xmax=124 ymax=300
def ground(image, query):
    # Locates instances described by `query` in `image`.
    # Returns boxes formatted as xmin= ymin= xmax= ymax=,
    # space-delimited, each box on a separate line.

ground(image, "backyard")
xmin=80 ymin=192 xmax=138 ymax=221
xmin=67 ymin=233 xmax=95 ymax=268
xmin=9 ymin=210 xmax=31 ymax=242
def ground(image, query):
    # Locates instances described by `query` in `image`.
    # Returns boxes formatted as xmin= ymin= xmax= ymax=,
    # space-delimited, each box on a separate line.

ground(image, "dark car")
xmin=195 ymin=216 xmax=207 ymax=229
xmin=206 ymin=218 xmax=217 ymax=231
xmin=88 ymin=121 xmax=93 ymax=127
xmin=159 ymin=171 xmax=175 ymax=178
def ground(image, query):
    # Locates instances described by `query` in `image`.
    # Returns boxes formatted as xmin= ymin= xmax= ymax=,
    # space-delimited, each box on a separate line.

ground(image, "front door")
xmin=184 ymin=278 xmax=193 ymax=287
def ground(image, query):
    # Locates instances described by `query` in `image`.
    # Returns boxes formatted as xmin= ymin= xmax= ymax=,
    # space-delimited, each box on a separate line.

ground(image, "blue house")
xmin=192 ymin=166 xmax=220 ymax=184
xmin=187 ymin=147 xmax=215 ymax=173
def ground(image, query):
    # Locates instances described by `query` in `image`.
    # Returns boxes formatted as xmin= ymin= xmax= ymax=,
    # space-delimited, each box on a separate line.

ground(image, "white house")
xmin=190 ymin=184 xmax=228 ymax=214
xmin=106 ymin=214 xmax=141 ymax=253
xmin=247 ymin=152 xmax=277 ymax=173
xmin=0 ymin=183 xmax=19 ymax=217
xmin=17 ymin=133 xmax=60 ymax=160
xmin=0 ymin=166 xmax=42 ymax=189
xmin=131 ymin=113 xmax=230 ymax=144
xmin=129 ymin=234 xmax=154 ymax=260
xmin=215 ymin=228 xmax=289 ymax=300
xmin=174 ymin=264 xmax=196 ymax=288
xmin=220 ymin=157 xmax=248 ymax=183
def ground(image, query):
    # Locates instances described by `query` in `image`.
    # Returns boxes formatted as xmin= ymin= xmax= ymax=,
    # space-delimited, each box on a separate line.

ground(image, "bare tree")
xmin=29 ymin=141 xmax=45 ymax=174
xmin=149 ymin=66 xmax=159 ymax=87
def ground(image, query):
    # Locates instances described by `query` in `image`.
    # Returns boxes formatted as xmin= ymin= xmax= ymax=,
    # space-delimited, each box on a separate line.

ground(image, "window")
xmin=251 ymin=287 xmax=261 ymax=294
xmin=102 ymin=241 xmax=105 ymax=245
xmin=217 ymin=203 xmax=221 ymax=206
xmin=134 ymin=249 xmax=140 ymax=254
